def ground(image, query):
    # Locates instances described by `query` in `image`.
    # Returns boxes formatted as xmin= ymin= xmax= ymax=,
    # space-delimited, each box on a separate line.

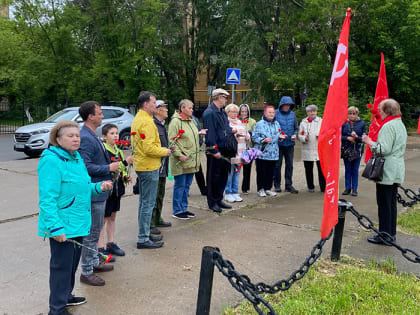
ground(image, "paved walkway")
xmin=0 ymin=140 xmax=419 ymax=315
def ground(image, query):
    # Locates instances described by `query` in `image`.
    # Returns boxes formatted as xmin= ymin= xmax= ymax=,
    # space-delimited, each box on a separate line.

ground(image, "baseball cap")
xmin=212 ymin=88 xmax=229 ymax=98
xmin=156 ymin=100 xmax=168 ymax=108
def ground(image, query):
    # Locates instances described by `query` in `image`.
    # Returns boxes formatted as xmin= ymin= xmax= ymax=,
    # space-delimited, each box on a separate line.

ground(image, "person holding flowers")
xmin=239 ymin=104 xmax=256 ymax=194
xmin=38 ymin=120 xmax=113 ymax=315
xmin=253 ymin=106 xmax=286 ymax=197
xmin=168 ymin=99 xmax=203 ymax=220
xmin=97 ymin=124 xmax=134 ymax=259
xmin=298 ymin=105 xmax=325 ymax=193
xmin=224 ymin=104 xmax=250 ymax=203
xmin=131 ymin=91 xmax=171 ymax=249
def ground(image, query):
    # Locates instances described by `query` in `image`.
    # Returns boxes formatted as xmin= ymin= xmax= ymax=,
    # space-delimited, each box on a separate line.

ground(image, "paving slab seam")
xmin=0 ymin=167 xmax=37 ymax=176
xmin=0 ymin=212 xmax=39 ymax=224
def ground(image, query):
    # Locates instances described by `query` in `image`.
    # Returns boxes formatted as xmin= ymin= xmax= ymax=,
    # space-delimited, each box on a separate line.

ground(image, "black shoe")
xmin=185 ymin=211 xmax=196 ymax=218
xmin=137 ymin=240 xmax=164 ymax=249
xmin=285 ymin=186 xmax=299 ymax=194
xmin=351 ymin=190 xmax=358 ymax=196
xmin=98 ymin=248 xmax=115 ymax=263
xmin=275 ymin=187 xmax=282 ymax=192
xmin=367 ymin=235 xmax=394 ymax=246
xmin=209 ymin=204 xmax=222 ymax=213
xmin=308 ymin=188 xmax=315 ymax=193
xmin=67 ymin=296 xmax=86 ymax=307
xmin=150 ymin=227 xmax=161 ymax=235
xmin=157 ymin=221 xmax=172 ymax=227
xmin=172 ymin=212 xmax=190 ymax=220
xmin=217 ymin=201 xmax=232 ymax=209
xmin=50 ymin=309 xmax=73 ymax=315
xmin=150 ymin=235 xmax=163 ymax=242
xmin=342 ymin=189 xmax=351 ymax=195
xmin=106 ymin=242 xmax=125 ymax=256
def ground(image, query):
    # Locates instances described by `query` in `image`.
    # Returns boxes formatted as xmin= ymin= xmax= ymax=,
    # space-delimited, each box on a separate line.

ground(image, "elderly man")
xmin=131 ymin=92 xmax=171 ymax=249
xmin=203 ymin=88 xmax=233 ymax=213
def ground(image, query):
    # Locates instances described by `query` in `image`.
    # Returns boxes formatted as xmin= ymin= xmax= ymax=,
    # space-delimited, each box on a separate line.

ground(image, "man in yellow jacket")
xmin=131 ymin=91 xmax=171 ymax=249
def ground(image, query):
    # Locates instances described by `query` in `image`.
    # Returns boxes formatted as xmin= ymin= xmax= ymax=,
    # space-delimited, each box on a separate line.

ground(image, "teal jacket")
xmin=371 ymin=118 xmax=407 ymax=185
xmin=37 ymin=146 xmax=102 ymax=238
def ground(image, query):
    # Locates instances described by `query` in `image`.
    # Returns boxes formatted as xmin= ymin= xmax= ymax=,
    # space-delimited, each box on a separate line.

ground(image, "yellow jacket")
xmin=131 ymin=109 xmax=168 ymax=171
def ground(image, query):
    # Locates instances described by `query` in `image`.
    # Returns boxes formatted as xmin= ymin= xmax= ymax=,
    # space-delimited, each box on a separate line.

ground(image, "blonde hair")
xmin=348 ymin=106 xmax=359 ymax=115
xmin=380 ymin=98 xmax=401 ymax=116
xmin=49 ymin=120 xmax=79 ymax=147
xmin=225 ymin=103 xmax=239 ymax=114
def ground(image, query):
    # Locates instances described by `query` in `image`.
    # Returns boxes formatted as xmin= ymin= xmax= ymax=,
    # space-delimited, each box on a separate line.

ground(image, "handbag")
xmin=341 ymin=146 xmax=360 ymax=161
xmin=362 ymin=146 xmax=384 ymax=182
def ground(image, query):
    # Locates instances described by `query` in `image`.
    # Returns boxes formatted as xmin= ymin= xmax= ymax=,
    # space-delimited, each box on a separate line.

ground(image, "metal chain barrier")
xmin=397 ymin=184 xmax=420 ymax=207
xmin=346 ymin=206 xmax=420 ymax=263
xmin=212 ymin=232 xmax=332 ymax=315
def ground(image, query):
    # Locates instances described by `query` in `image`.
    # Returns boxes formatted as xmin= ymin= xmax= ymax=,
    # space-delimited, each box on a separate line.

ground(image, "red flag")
xmin=318 ymin=8 xmax=352 ymax=239
xmin=365 ymin=53 xmax=389 ymax=162
xmin=417 ymin=115 xmax=420 ymax=134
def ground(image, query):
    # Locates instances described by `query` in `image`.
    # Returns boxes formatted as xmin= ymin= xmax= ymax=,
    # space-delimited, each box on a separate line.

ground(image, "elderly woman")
xmin=341 ymin=106 xmax=366 ymax=196
xmin=298 ymin=105 xmax=325 ymax=192
xmin=224 ymin=104 xmax=250 ymax=203
xmin=239 ymin=104 xmax=257 ymax=194
xmin=38 ymin=120 xmax=112 ymax=315
xmin=253 ymin=106 xmax=285 ymax=197
xmin=169 ymin=99 xmax=203 ymax=220
xmin=362 ymin=99 xmax=407 ymax=245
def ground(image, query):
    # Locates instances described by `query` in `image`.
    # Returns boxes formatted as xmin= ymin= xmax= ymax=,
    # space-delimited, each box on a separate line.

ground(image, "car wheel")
xmin=119 ymin=130 xmax=132 ymax=149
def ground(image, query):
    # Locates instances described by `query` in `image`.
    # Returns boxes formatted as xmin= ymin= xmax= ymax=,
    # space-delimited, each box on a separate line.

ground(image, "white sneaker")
xmin=258 ymin=189 xmax=266 ymax=197
xmin=224 ymin=194 xmax=235 ymax=203
xmin=265 ymin=190 xmax=277 ymax=196
xmin=232 ymin=194 xmax=243 ymax=202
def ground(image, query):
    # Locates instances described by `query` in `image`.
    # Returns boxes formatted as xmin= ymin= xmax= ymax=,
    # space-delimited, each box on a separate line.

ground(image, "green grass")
xmin=223 ymin=257 xmax=419 ymax=315
xmin=397 ymin=205 xmax=420 ymax=236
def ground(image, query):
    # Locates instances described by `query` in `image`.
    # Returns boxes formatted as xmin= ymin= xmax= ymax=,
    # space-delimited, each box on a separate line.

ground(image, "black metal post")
xmin=331 ymin=200 xmax=349 ymax=261
xmin=196 ymin=246 xmax=216 ymax=315
xmin=22 ymin=100 xmax=25 ymax=126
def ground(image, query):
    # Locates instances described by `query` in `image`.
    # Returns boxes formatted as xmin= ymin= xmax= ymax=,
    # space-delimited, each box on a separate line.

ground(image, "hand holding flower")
xmin=198 ymin=129 xmax=207 ymax=135
xmin=109 ymin=162 xmax=120 ymax=172
xmin=53 ymin=234 xmax=66 ymax=243
xmin=126 ymin=156 xmax=134 ymax=165
xmin=101 ymin=181 xmax=113 ymax=192
xmin=179 ymin=155 xmax=188 ymax=162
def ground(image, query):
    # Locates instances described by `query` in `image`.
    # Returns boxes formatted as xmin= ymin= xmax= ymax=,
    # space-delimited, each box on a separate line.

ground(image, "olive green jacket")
xmin=168 ymin=111 xmax=200 ymax=176
xmin=371 ymin=118 xmax=407 ymax=185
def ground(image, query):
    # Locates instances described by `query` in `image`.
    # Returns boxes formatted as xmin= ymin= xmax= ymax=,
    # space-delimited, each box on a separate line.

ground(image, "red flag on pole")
xmin=318 ymin=8 xmax=352 ymax=239
xmin=365 ymin=53 xmax=389 ymax=162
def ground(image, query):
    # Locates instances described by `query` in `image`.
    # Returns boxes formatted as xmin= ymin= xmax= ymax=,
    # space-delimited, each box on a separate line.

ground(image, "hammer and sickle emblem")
xmin=330 ymin=43 xmax=348 ymax=86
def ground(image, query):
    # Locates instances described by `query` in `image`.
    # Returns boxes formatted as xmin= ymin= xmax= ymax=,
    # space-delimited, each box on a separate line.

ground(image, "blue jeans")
xmin=344 ymin=157 xmax=361 ymax=190
xmin=81 ymin=200 xmax=106 ymax=276
xmin=225 ymin=165 xmax=240 ymax=194
xmin=136 ymin=170 xmax=159 ymax=243
xmin=173 ymin=173 xmax=194 ymax=215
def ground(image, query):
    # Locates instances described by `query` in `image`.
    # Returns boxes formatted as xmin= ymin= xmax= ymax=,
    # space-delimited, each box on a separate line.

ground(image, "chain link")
xmin=347 ymin=206 xmax=420 ymax=263
xmin=212 ymin=232 xmax=332 ymax=315
xmin=397 ymin=184 xmax=420 ymax=207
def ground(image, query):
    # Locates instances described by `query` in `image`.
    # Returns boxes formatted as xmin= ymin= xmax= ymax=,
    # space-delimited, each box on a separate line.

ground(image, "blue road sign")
xmin=226 ymin=68 xmax=241 ymax=85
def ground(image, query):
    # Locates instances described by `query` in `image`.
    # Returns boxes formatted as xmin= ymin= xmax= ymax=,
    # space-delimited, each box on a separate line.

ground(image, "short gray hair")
xmin=306 ymin=104 xmax=318 ymax=112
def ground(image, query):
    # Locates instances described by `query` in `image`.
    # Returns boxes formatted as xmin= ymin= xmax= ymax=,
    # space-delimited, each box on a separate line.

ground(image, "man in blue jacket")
xmin=203 ymin=88 xmax=233 ymax=213
xmin=273 ymin=96 xmax=299 ymax=193
xmin=78 ymin=101 xmax=121 ymax=286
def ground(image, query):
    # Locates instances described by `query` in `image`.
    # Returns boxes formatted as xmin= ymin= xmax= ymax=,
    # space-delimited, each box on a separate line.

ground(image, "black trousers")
xmin=304 ymin=160 xmax=326 ymax=192
xmin=49 ymin=236 xmax=83 ymax=315
xmin=273 ymin=146 xmax=294 ymax=189
xmin=195 ymin=164 xmax=207 ymax=194
xmin=206 ymin=154 xmax=230 ymax=207
xmin=376 ymin=183 xmax=398 ymax=236
xmin=256 ymin=159 xmax=276 ymax=191
xmin=241 ymin=161 xmax=253 ymax=192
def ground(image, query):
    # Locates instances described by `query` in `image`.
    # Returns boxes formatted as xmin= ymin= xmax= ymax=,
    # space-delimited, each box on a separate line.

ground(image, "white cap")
xmin=156 ymin=100 xmax=167 ymax=107
xmin=211 ymin=88 xmax=229 ymax=98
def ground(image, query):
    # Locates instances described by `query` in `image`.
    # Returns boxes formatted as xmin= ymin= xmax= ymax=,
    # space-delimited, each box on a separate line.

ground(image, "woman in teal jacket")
xmin=362 ymin=99 xmax=407 ymax=246
xmin=38 ymin=120 xmax=112 ymax=315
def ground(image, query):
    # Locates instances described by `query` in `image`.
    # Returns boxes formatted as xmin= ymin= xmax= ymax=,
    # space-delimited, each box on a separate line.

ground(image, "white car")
xmin=14 ymin=106 xmax=134 ymax=157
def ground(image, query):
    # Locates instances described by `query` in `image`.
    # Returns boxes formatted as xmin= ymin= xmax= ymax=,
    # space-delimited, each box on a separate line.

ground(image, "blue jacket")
xmin=253 ymin=118 xmax=281 ymax=160
xmin=275 ymin=97 xmax=298 ymax=147
xmin=341 ymin=119 xmax=366 ymax=156
xmin=203 ymin=102 xmax=233 ymax=154
xmin=38 ymin=147 xmax=102 ymax=238
xmin=79 ymin=125 xmax=111 ymax=201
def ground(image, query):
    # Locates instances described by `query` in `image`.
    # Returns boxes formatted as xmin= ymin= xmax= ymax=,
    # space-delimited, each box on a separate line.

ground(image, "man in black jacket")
xmin=203 ymin=88 xmax=233 ymax=213
xmin=150 ymin=100 xmax=172 ymax=235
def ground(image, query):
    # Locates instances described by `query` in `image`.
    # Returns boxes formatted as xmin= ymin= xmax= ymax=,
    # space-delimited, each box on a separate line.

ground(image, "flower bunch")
xmin=168 ymin=129 xmax=185 ymax=147
xmin=241 ymin=119 xmax=249 ymax=124
xmin=114 ymin=140 xmax=130 ymax=149
xmin=278 ymin=128 xmax=285 ymax=136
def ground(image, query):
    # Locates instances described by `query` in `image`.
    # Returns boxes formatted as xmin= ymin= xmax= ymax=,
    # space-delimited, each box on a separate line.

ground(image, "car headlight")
xmin=31 ymin=129 xmax=50 ymax=135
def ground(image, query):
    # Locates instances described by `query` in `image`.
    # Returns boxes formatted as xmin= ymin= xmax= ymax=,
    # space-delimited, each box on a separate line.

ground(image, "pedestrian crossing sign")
xmin=226 ymin=68 xmax=241 ymax=85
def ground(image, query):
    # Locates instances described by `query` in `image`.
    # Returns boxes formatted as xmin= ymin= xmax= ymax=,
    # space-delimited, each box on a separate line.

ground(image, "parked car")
xmin=14 ymin=106 xmax=134 ymax=157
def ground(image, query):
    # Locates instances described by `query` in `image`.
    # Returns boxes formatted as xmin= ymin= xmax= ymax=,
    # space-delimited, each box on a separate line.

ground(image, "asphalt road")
xmin=0 ymin=134 xmax=35 ymax=161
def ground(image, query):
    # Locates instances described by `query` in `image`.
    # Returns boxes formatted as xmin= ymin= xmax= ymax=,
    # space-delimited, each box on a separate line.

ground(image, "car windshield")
xmin=44 ymin=110 xmax=78 ymax=123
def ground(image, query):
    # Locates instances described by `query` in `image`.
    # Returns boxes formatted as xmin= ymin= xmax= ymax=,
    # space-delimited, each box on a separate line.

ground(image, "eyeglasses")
xmin=220 ymin=95 xmax=228 ymax=99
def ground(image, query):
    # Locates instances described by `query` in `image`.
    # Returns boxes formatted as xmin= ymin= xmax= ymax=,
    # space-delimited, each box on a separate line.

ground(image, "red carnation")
xmin=367 ymin=103 xmax=373 ymax=109
xmin=238 ymin=163 xmax=242 ymax=169
xmin=110 ymin=156 xmax=115 ymax=161
xmin=115 ymin=140 xmax=121 ymax=145
xmin=104 ymin=254 xmax=113 ymax=264
xmin=140 ymin=133 xmax=146 ymax=139
xmin=350 ymin=121 xmax=354 ymax=125
xmin=178 ymin=129 xmax=185 ymax=134
xmin=214 ymin=144 xmax=218 ymax=149
xmin=281 ymin=132 xmax=285 ymax=135
xmin=278 ymin=128 xmax=282 ymax=132
xmin=237 ymin=115 xmax=240 ymax=118
xmin=301 ymin=131 xmax=305 ymax=135
xmin=307 ymin=118 xmax=312 ymax=123
xmin=130 ymin=132 xmax=136 ymax=136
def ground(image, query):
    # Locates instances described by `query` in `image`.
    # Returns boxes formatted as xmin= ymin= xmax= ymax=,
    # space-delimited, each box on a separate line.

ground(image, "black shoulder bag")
xmin=215 ymin=113 xmax=237 ymax=158
xmin=362 ymin=145 xmax=385 ymax=182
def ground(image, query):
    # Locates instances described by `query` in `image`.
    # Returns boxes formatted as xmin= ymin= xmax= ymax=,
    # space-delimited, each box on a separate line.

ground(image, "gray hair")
xmin=306 ymin=104 xmax=318 ymax=112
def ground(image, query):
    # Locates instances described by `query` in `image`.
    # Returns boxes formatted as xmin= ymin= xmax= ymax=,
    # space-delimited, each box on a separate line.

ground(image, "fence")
xmin=196 ymin=185 xmax=420 ymax=315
